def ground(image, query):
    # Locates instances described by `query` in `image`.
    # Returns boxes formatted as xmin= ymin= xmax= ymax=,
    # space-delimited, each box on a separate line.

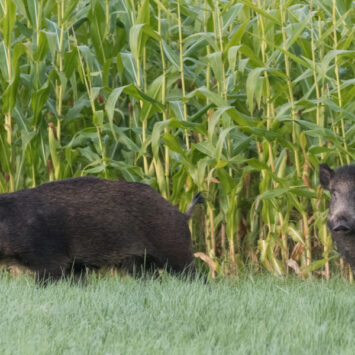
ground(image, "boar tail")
xmin=185 ymin=192 xmax=205 ymax=219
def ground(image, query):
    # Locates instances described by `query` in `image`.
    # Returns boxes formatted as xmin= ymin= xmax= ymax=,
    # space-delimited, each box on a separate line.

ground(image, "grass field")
xmin=0 ymin=273 xmax=354 ymax=354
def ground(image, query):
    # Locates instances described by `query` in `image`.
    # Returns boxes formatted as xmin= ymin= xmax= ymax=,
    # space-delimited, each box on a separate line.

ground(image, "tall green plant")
xmin=0 ymin=0 xmax=354 ymax=279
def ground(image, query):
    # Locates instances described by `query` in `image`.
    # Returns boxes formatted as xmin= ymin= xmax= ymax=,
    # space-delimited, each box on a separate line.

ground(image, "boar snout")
xmin=320 ymin=163 xmax=355 ymax=234
xmin=328 ymin=204 xmax=354 ymax=234
xmin=329 ymin=218 xmax=352 ymax=234
xmin=319 ymin=163 xmax=355 ymax=274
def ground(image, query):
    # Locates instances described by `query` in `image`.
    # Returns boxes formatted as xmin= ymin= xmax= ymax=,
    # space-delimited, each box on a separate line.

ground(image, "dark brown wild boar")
xmin=0 ymin=177 xmax=204 ymax=281
xmin=319 ymin=164 xmax=355 ymax=274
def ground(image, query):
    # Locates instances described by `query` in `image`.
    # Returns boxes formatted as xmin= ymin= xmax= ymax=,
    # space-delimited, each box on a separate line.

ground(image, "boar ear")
xmin=319 ymin=164 xmax=334 ymax=190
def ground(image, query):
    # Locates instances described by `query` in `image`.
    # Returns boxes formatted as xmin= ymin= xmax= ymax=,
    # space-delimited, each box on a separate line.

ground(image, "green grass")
xmin=1 ymin=273 xmax=355 ymax=354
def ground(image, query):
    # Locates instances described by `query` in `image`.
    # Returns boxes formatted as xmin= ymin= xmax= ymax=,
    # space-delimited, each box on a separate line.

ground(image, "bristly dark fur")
xmin=319 ymin=163 xmax=355 ymax=275
xmin=0 ymin=177 xmax=201 ymax=281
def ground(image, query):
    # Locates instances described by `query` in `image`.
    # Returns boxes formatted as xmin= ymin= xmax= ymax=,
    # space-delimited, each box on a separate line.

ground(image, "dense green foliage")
xmin=1 ymin=273 xmax=355 ymax=354
xmin=0 ymin=0 xmax=354 ymax=277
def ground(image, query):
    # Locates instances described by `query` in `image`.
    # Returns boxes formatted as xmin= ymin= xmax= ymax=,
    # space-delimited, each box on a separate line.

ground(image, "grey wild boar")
xmin=0 ymin=177 xmax=204 ymax=281
xmin=319 ymin=164 xmax=355 ymax=273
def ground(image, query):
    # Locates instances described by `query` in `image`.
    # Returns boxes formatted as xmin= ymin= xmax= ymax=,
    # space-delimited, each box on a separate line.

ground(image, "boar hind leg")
xmin=120 ymin=255 xmax=162 ymax=278
xmin=163 ymin=250 xmax=196 ymax=276
xmin=170 ymin=262 xmax=197 ymax=278
xmin=167 ymin=259 xmax=205 ymax=282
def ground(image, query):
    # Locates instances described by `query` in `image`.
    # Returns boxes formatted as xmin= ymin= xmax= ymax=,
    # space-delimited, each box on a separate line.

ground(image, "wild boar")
xmin=0 ymin=177 xmax=204 ymax=281
xmin=319 ymin=164 xmax=355 ymax=273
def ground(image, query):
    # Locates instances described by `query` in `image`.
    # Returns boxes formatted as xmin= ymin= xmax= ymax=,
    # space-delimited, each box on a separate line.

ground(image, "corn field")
xmin=0 ymin=0 xmax=354 ymax=279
